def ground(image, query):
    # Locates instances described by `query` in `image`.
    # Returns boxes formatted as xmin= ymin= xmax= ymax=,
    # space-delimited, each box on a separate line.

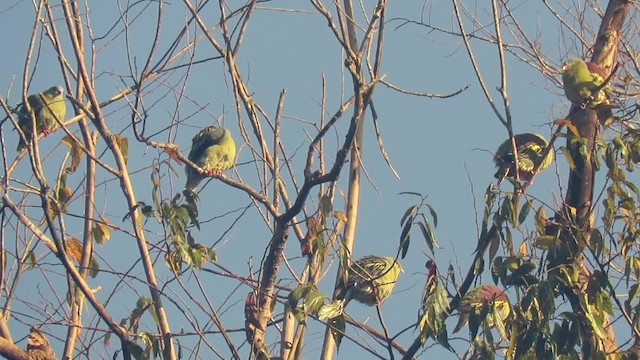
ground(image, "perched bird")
xmin=493 ymin=133 xmax=553 ymax=183
xmin=453 ymin=284 xmax=510 ymax=334
xmin=562 ymin=58 xmax=614 ymax=109
xmin=26 ymin=327 xmax=57 ymax=360
xmin=185 ymin=127 xmax=236 ymax=191
xmin=336 ymin=255 xmax=403 ymax=307
xmin=16 ymin=86 xmax=66 ymax=151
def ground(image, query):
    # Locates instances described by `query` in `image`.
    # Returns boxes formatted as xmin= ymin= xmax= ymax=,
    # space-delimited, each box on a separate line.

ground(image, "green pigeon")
xmin=494 ymin=133 xmax=553 ymax=183
xmin=336 ymin=255 xmax=403 ymax=307
xmin=562 ymin=58 xmax=614 ymax=109
xmin=16 ymin=86 xmax=66 ymax=151
xmin=453 ymin=284 xmax=510 ymax=334
xmin=185 ymin=126 xmax=237 ymax=190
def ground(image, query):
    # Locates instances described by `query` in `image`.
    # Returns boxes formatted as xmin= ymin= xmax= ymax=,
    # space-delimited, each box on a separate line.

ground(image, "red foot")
xmin=41 ymin=129 xmax=51 ymax=137
xmin=373 ymin=286 xmax=381 ymax=304
xmin=205 ymin=169 xmax=222 ymax=177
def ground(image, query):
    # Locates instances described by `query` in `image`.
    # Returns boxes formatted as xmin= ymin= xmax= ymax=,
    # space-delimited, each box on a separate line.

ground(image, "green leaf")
xmin=535 ymin=206 xmax=547 ymax=234
xmin=516 ymin=323 xmax=537 ymax=358
xmin=399 ymin=215 xmax=412 ymax=258
xmin=560 ymin=146 xmax=576 ymax=171
xmin=26 ymin=250 xmax=36 ymax=270
xmin=400 ymin=205 xmax=417 ymax=226
xmin=473 ymin=257 xmax=485 ymax=277
xmin=89 ymin=257 xmax=100 ymax=278
xmin=481 ymin=185 xmax=496 ymax=238
xmin=488 ymin=230 xmax=499 ymax=263
xmin=288 ymin=286 xmax=310 ymax=309
xmin=304 ymin=290 xmax=327 ymax=314
xmin=518 ymin=201 xmax=531 ymax=225
xmin=623 ymin=180 xmax=640 ymax=197
xmin=538 ymin=282 xmax=555 ymax=319
xmin=500 ymin=196 xmax=515 ymax=225
xmin=127 ymin=342 xmax=145 ymax=360
xmin=426 ymin=204 xmax=438 ymax=227
xmin=184 ymin=201 xmax=200 ymax=229
xmin=290 ymin=308 xmax=305 ymax=323
xmin=615 ymin=136 xmax=627 ymax=156
xmin=448 ymin=264 xmax=457 ymax=289
xmin=318 ymin=302 xmax=343 ymax=320
xmin=319 ymin=194 xmax=333 ymax=217
xmin=56 ymin=173 xmax=71 ymax=211
xmin=493 ymin=303 xmax=509 ymax=340
xmin=590 ymin=229 xmax=604 ymax=257
xmin=632 ymin=140 xmax=640 ymax=163
xmin=605 ymin=142 xmax=616 ymax=170
xmin=92 ymin=221 xmax=111 ymax=245
xmin=491 ymin=257 xmax=504 ymax=285
xmin=418 ymin=220 xmax=436 ymax=255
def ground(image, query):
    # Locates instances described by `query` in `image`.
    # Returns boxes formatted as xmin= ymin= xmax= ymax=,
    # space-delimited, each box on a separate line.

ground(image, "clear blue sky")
xmin=0 ymin=0 xmax=585 ymax=358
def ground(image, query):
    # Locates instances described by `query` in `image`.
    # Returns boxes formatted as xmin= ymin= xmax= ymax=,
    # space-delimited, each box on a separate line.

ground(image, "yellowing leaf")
xmin=534 ymin=235 xmax=555 ymax=250
xmin=320 ymin=195 xmax=333 ymax=216
xmin=333 ymin=211 xmax=347 ymax=223
xmin=60 ymin=135 xmax=84 ymax=173
xmin=48 ymin=202 xmax=60 ymax=219
xmin=112 ymin=134 xmax=129 ymax=165
xmin=66 ymin=238 xmax=83 ymax=263
xmin=519 ymin=241 xmax=528 ymax=256
xmin=554 ymin=118 xmax=579 ymax=138
xmin=92 ymin=222 xmax=111 ymax=244
xmin=59 ymin=186 xmax=72 ymax=206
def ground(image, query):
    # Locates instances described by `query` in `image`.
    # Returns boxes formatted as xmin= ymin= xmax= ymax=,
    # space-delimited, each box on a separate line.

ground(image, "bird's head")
xmin=562 ymin=58 xmax=584 ymax=73
xmin=45 ymin=86 xmax=64 ymax=98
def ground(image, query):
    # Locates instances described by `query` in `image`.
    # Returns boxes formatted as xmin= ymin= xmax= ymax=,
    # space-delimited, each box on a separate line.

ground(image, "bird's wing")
xmin=188 ymin=128 xmax=220 ymax=164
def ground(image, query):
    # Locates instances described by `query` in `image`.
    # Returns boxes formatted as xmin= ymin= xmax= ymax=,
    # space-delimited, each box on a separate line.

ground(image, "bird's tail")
xmin=184 ymin=169 xmax=203 ymax=192
xmin=494 ymin=167 xmax=509 ymax=183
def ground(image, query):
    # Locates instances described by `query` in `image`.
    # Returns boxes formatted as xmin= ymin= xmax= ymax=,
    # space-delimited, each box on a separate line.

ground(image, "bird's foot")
xmin=372 ymin=286 xmax=381 ymax=304
xmin=41 ymin=129 xmax=51 ymax=137
xmin=205 ymin=169 xmax=222 ymax=177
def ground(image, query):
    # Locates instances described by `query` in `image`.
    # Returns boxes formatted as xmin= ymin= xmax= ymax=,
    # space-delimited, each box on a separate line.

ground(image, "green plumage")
xmin=185 ymin=127 xmax=237 ymax=190
xmin=453 ymin=284 xmax=510 ymax=334
xmin=16 ymin=86 xmax=66 ymax=151
xmin=493 ymin=133 xmax=553 ymax=183
xmin=562 ymin=58 xmax=611 ymax=108
xmin=336 ymin=255 xmax=403 ymax=306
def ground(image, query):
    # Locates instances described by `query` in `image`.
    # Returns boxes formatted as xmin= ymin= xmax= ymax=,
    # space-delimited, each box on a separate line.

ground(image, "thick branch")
xmin=562 ymin=0 xmax=630 ymax=355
